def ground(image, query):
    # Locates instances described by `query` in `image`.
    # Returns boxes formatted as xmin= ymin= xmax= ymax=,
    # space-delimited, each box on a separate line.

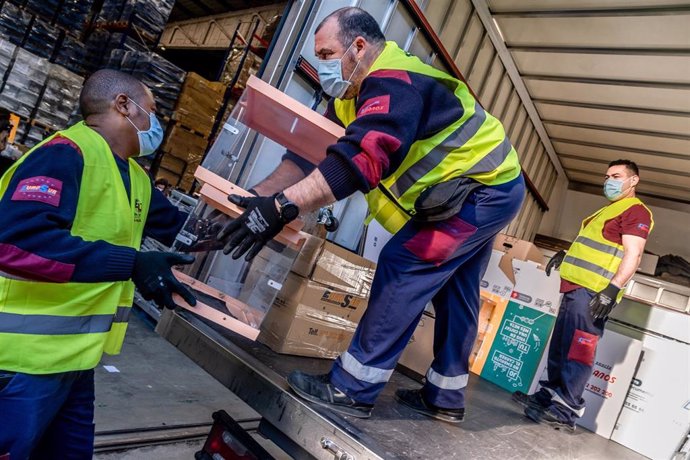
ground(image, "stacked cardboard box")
xmin=470 ymin=236 xmax=561 ymax=394
xmin=173 ymin=73 xmax=225 ymax=137
xmin=158 ymin=73 xmax=226 ymax=191
xmin=258 ymin=236 xmax=376 ymax=359
xmin=398 ymin=296 xmax=498 ymax=379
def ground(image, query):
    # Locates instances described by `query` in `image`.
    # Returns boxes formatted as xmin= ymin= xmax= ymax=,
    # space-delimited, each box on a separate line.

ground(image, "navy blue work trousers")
xmin=330 ymin=174 xmax=526 ymax=408
xmin=541 ymin=287 xmax=606 ymax=422
xmin=0 ymin=369 xmax=95 ymax=460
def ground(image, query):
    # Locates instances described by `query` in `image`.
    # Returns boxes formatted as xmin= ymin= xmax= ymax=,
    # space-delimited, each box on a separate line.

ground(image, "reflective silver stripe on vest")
xmin=339 ymin=352 xmax=394 ymax=384
xmin=563 ymin=255 xmax=615 ymax=280
xmin=389 ymin=102 xmax=486 ymax=197
xmin=0 ymin=312 xmax=114 ymax=335
xmin=113 ymin=306 xmax=131 ymax=323
xmin=426 ymin=368 xmax=469 ymax=390
xmin=574 ymin=236 xmax=624 ymax=259
xmin=464 ymin=136 xmax=513 ymax=176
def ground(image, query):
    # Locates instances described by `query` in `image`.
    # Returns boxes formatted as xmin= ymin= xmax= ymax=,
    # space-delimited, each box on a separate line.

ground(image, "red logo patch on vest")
xmin=637 ymin=223 xmax=650 ymax=234
xmin=12 ymin=176 xmax=63 ymax=207
xmin=357 ymin=95 xmax=390 ymax=117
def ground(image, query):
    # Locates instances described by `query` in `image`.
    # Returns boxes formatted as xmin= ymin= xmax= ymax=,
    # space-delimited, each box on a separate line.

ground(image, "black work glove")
xmin=545 ymin=250 xmax=566 ymax=276
xmin=589 ymin=283 xmax=621 ymax=320
xmin=132 ymin=251 xmax=197 ymax=309
xmin=217 ymin=194 xmax=292 ymax=261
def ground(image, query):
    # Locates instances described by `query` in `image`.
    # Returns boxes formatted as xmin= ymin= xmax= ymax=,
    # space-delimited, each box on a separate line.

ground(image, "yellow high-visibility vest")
xmin=0 ymin=122 xmax=151 ymax=374
xmin=333 ymin=41 xmax=521 ymax=234
xmin=560 ymin=197 xmax=654 ymax=293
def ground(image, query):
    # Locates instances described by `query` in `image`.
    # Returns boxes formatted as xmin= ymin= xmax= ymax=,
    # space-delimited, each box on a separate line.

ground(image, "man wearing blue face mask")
xmin=513 ymin=159 xmax=653 ymax=431
xmin=0 ymin=69 xmax=196 ymax=459
xmin=218 ymin=7 xmax=525 ymax=422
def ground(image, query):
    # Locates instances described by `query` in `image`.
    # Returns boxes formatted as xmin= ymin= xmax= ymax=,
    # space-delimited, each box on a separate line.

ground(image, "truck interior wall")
xmin=543 ymin=189 xmax=690 ymax=259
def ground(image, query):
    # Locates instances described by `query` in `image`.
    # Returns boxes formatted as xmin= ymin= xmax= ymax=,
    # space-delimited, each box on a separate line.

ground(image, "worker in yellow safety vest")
xmin=512 ymin=159 xmax=653 ymax=431
xmin=217 ymin=7 xmax=525 ymax=422
xmin=0 ymin=69 xmax=196 ymax=459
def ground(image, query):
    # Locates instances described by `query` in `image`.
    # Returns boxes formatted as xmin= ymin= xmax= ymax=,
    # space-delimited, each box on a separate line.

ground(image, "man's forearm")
xmin=251 ymin=159 xmax=306 ymax=195
xmin=283 ymin=169 xmax=336 ymax=213
xmin=610 ymin=251 xmax=642 ymax=288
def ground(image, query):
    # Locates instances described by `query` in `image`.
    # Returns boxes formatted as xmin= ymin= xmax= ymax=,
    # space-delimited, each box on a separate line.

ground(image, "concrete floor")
xmin=93 ymin=310 xmax=288 ymax=459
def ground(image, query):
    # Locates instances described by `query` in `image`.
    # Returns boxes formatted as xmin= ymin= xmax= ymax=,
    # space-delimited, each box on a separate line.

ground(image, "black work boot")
xmin=287 ymin=371 xmax=373 ymax=418
xmin=512 ymin=388 xmax=552 ymax=410
xmin=524 ymin=405 xmax=576 ymax=432
xmin=395 ymin=389 xmax=465 ymax=423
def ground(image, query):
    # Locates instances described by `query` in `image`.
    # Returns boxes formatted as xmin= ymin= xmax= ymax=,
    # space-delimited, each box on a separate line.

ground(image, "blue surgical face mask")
xmin=317 ymin=42 xmax=361 ymax=99
xmin=603 ymin=177 xmax=632 ymax=201
xmin=126 ymin=98 xmax=164 ymax=157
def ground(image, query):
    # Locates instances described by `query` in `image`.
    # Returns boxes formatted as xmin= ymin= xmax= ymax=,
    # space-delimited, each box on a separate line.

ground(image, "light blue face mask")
xmin=603 ymin=177 xmax=632 ymax=201
xmin=126 ymin=98 xmax=164 ymax=157
xmin=317 ymin=42 xmax=361 ymax=99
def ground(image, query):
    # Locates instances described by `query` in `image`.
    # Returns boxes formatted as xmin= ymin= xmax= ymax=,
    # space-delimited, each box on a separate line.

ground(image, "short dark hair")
xmin=316 ymin=7 xmax=386 ymax=48
xmin=155 ymin=178 xmax=170 ymax=187
xmin=79 ymin=69 xmax=147 ymax=118
xmin=609 ymin=159 xmax=639 ymax=176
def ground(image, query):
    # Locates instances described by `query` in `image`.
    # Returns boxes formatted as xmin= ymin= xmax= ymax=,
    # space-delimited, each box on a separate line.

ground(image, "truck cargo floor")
xmin=155 ymin=309 xmax=645 ymax=460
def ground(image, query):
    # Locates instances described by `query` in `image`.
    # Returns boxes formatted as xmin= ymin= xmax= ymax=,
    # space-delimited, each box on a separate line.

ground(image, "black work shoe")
xmin=395 ymin=389 xmax=465 ymax=423
xmin=524 ymin=406 xmax=576 ymax=432
xmin=287 ymin=371 xmax=373 ymax=418
xmin=512 ymin=389 xmax=551 ymax=410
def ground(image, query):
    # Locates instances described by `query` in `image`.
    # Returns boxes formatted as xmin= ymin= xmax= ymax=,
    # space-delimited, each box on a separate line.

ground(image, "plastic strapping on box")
xmin=294 ymin=305 xmax=359 ymax=331
xmin=315 ymin=251 xmax=374 ymax=297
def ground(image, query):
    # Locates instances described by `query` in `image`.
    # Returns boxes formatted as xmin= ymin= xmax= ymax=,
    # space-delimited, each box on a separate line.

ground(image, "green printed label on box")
xmin=480 ymin=300 xmax=556 ymax=392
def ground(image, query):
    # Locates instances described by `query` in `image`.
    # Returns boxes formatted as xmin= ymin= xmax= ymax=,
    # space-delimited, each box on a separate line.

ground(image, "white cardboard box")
xmin=610 ymin=323 xmax=690 ymax=459
xmin=576 ymin=329 xmax=642 ymax=438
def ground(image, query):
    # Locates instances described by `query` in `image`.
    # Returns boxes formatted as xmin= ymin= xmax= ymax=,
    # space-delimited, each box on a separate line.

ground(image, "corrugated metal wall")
xmin=416 ymin=0 xmax=562 ymax=241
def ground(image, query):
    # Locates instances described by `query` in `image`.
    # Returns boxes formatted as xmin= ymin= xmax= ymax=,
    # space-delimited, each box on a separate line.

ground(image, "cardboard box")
xmin=471 ymin=259 xmax=562 ymax=392
xmin=291 ymin=238 xmax=376 ymax=298
xmin=258 ymin=272 xmax=368 ymax=358
xmin=162 ymin=125 xmax=209 ymax=161
xmin=493 ymin=234 xmax=545 ymax=284
xmin=399 ymin=297 xmax=497 ymax=379
xmin=576 ymin=329 xmax=643 ymax=438
xmin=398 ymin=313 xmax=435 ymax=377
xmin=610 ymin=323 xmax=690 ymax=458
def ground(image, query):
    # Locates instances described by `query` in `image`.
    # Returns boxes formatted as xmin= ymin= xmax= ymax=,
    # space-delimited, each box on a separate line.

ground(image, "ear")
xmin=631 ymin=175 xmax=640 ymax=187
xmin=114 ymin=94 xmax=131 ymax=117
xmin=354 ymin=36 xmax=367 ymax=55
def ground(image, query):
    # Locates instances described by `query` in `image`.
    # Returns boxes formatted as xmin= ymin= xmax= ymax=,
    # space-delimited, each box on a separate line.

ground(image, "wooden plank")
xmin=172 ymin=295 xmax=260 ymax=341
xmin=199 ymin=183 xmax=306 ymax=249
xmin=240 ymin=75 xmax=344 ymax=164
xmin=194 ymin=166 xmax=305 ymax=234
xmin=171 ymin=269 xmax=261 ymax=340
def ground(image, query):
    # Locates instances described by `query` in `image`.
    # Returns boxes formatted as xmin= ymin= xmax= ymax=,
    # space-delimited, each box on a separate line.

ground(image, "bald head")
xmin=80 ymin=69 xmax=148 ymax=118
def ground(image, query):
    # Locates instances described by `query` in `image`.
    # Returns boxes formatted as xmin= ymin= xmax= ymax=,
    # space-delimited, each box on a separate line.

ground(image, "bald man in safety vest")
xmin=513 ymin=159 xmax=653 ymax=431
xmin=217 ymin=7 xmax=525 ymax=422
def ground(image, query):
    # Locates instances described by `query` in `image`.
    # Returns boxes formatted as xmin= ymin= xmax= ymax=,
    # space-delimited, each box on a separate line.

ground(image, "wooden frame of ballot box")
xmin=168 ymin=76 xmax=345 ymax=340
